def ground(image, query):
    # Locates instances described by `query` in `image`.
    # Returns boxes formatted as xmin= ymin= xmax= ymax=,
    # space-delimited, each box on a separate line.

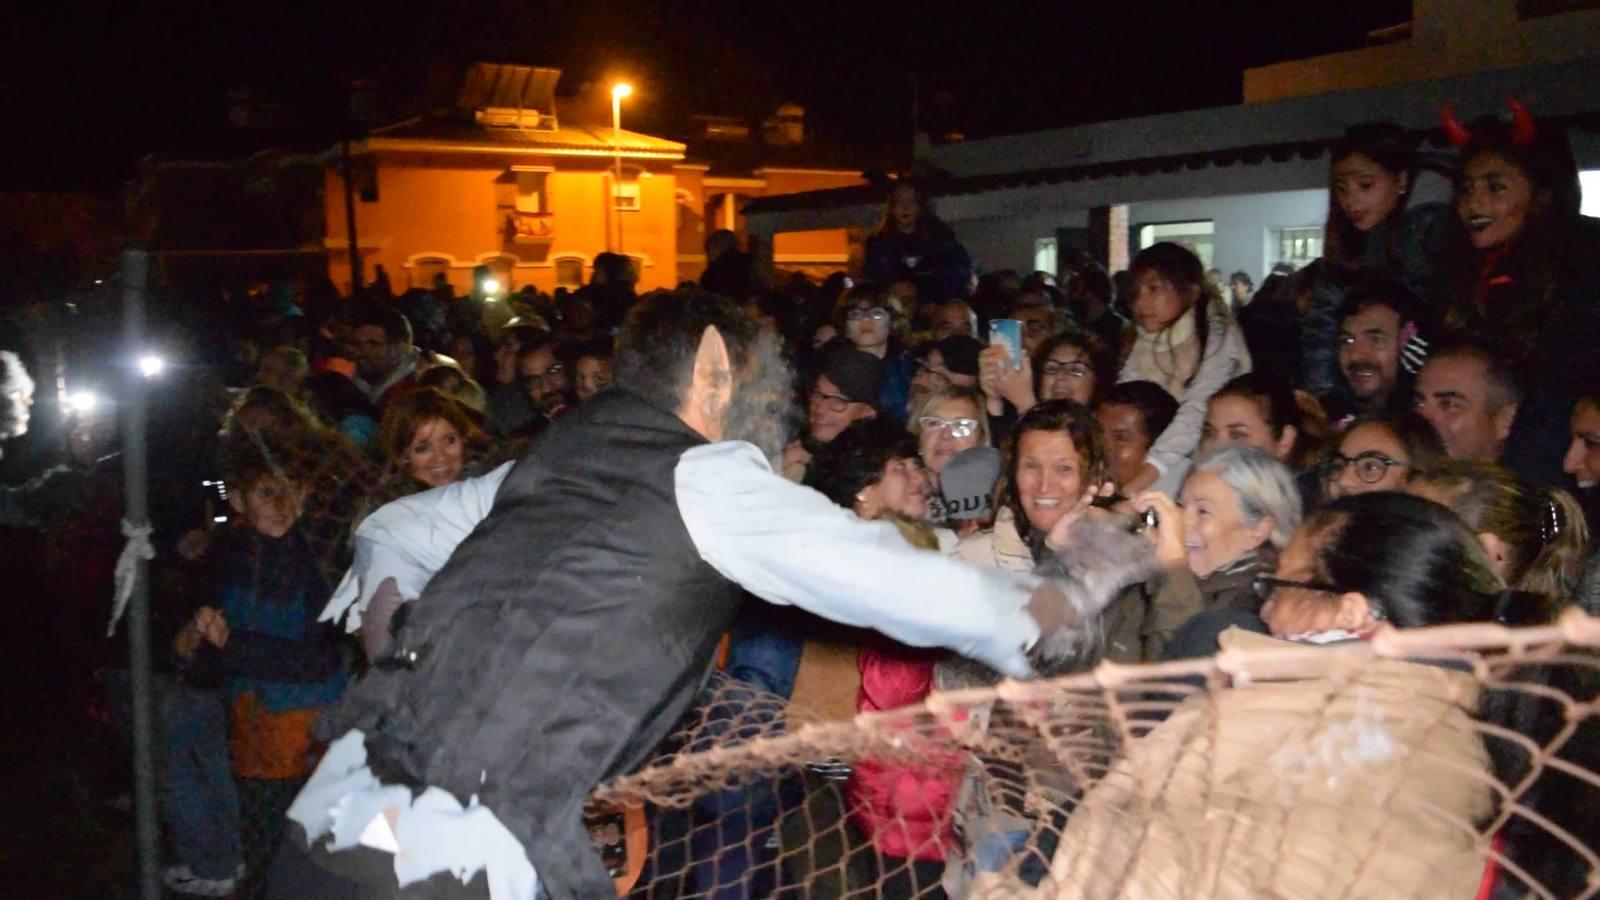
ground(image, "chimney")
xmin=762 ymin=104 xmax=805 ymax=146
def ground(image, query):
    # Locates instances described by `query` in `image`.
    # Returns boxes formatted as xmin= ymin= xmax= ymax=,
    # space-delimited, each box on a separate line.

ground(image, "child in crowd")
xmin=1118 ymin=242 xmax=1252 ymax=496
xmin=173 ymin=434 xmax=348 ymax=888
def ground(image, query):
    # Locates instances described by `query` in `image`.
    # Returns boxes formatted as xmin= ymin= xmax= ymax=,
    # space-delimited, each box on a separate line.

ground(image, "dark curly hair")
xmin=806 ymin=418 xmax=920 ymax=510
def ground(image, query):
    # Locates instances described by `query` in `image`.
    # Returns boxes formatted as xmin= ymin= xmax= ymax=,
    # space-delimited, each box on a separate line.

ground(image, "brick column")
xmin=1088 ymin=204 xmax=1130 ymax=273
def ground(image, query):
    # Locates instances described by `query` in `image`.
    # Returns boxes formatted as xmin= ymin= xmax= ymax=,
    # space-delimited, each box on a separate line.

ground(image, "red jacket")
xmin=845 ymin=642 xmax=962 ymax=861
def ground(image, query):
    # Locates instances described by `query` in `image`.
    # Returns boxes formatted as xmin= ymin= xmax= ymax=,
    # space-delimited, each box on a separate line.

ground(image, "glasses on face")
xmin=915 ymin=362 xmax=951 ymax=385
xmin=919 ymin=416 xmax=978 ymax=439
xmin=811 ymin=390 xmax=852 ymax=414
xmin=1021 ymin=319 xmax=1051 ymax=336
xmin=845 ymin=307 xmax=890 ymax=323
xmin=1324 ymin=451 xmax=1405 ymax=484
xmin=1041 ymin=360 xmax=1091 ymax=379
xmin=522 ymin=364 xmax=565 ymax=385
xmin=1252 ymin=575 xmax=1343 ymax=602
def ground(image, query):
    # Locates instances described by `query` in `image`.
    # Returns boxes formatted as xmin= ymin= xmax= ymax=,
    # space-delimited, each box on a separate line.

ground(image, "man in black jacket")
xmin=267 ymin=289 xmax=1103 ymax=900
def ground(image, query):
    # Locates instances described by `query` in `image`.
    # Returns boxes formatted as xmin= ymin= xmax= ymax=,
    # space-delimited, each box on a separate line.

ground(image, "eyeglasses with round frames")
xmin=1323 ymin=451 xmax=1406 ymax=485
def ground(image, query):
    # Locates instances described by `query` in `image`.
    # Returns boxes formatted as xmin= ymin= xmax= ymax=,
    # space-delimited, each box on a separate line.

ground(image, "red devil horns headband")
xmin=1440 ymin=98 xmax=1538 ymax=148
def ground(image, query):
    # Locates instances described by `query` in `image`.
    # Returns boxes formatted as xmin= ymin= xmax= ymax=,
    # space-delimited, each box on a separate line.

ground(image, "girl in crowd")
xmin=835 ymin=282 xmax=916 ymax=421
xmin=1298 ymin=121 xmax=1448 ymax=396
xmin=862 ymin=181 xmax=974 ymax=309
xmin=1439 ymin=103 xmax=1600 ymax=487
xmin=374 ymin=388 xmax=491 ymax=499
xmin=1117 ymin=242 xmax=1252 ymax=496
xmin=571 ymin=339 xmax=614 ymax=404
xmin=1198 ymin=372 xmax=1326 ymax=505
xmin=1323 ymin=413 xmax=1445 ymax=500
xmin=1128 ymin=446 xmax=1303 ymax=661
xmin=1038 ymin=492 xmax=1600 ymax=900
xmin=1407 ymin=460 xmax=1590 ymax=613
xmin=1094 ymin=381 xmax=1178 ymax=496
xmin=910 ymin=386 xmax=990 ymax=521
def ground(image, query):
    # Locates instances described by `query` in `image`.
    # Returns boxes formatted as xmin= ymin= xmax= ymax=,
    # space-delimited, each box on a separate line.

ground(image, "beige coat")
xmin=1017 ymin=629 xmax=1493 ymax=899
xmin=953 ymin=508 xmax=1034 ymax=573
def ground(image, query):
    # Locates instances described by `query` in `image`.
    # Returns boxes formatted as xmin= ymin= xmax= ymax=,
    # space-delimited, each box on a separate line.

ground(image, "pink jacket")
xmin=845 ymin=642 xmax=962 ymax=861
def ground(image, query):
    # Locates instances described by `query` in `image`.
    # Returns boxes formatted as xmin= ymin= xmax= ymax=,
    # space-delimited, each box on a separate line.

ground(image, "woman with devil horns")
xmin=1436 ymin=99 xmax=1600 ymax=488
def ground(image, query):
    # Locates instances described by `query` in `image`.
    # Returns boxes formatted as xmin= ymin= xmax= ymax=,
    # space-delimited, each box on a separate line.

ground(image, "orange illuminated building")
xmin=325 ymin=64 xmax=868 ymax=296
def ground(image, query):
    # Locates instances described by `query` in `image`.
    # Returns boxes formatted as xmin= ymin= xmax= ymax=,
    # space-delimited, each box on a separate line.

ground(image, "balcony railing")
xmin=509 ymin=210 xmax=555 ymax=245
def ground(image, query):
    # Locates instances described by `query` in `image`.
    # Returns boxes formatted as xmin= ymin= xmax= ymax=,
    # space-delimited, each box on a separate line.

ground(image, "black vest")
xmin=323 ymin=389 xmax=744 ymax=897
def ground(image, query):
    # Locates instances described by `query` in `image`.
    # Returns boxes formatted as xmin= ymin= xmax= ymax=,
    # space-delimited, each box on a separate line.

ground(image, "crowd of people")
xmin=4 ymin=102 xmax=1600 ymax=898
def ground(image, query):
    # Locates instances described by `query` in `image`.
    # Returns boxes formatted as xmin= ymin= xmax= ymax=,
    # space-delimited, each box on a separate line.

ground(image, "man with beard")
xmin=268 ymin=290 xmax=1108 ymax=899
xmin=350 ymin=306 xmax=423 ymax=408
xmin=1327 ymin=276 xmax=1429 ymax=427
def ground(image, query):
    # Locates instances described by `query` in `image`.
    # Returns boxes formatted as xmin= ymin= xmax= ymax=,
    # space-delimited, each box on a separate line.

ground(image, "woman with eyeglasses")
xmin=1036 ymin=491 xmax=1600 ymax=900
xmin=978 ymin=330 xmax=1114 ymax=444
xmin=1324 ymin=413 xmax=1445 ymax=500
xmin=834 ymin=283 xmax=915 ymax=422
xmin=909 ymin=386 xmax=990 ymax=519
xmin=1128 ymin=445 xmax=1302 ymax=662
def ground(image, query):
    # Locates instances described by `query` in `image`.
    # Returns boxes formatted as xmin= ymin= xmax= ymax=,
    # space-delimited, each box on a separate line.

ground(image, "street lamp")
xmin=611 ymin=82 xmax=633 ymax=253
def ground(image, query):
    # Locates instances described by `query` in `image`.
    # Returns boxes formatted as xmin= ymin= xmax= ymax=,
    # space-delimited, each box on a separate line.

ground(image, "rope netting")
xmin=587 ymin=612 xmax=1600 ymax=899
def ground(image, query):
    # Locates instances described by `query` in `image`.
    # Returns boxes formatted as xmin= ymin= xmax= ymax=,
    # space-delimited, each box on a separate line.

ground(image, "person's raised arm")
xmin=676 ymin=441 xmax=1048 ymax=678
xmin=320 ymin=461 xmax=514 ymax=631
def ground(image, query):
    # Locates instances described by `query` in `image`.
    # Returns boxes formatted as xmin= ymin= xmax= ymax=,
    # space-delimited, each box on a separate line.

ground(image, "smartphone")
xmin=990 ymin=319 xmax=1024 ymax=370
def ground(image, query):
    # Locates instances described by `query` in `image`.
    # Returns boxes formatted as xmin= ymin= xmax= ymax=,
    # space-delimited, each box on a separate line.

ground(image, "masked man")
xmin=268 ymin=290 xmax=1116 ymax=900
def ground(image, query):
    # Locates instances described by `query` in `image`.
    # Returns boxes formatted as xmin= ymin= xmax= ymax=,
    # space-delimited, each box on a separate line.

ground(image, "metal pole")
xmin=120 ymin=250 xmax=160 ymax=900
xmin=341 ymin=138 xmax=364 ymax=292
xmin=612 ymin=94 xmax=624 ymax=255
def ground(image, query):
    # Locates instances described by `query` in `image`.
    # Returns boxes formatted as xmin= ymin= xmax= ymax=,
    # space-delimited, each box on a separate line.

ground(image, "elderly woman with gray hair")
xmin=1117 ymin=445 xmax=1304 ymax=661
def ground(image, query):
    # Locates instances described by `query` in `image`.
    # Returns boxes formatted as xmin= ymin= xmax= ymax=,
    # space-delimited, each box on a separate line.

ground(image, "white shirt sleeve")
xmin=320 ymin=462 xmax=515 ymax=632
xmin=675 ymin=441 xmax=1042 ymax=678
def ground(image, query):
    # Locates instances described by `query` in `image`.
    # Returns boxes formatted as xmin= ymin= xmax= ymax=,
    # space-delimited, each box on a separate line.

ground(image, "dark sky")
xmin=2 ymin=0 xmax=1412 ymax=190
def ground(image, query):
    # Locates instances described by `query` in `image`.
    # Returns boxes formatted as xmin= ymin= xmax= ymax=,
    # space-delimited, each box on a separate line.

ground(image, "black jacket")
xmin=319 ymin=389 xmax=746 ymax=897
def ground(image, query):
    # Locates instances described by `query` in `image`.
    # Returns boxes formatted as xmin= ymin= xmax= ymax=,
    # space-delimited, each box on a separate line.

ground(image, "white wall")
xmin=1128 ymin=189 xmax=1328 ymax=281
xmin=953 ymin=209 xmax=1089 ymax=276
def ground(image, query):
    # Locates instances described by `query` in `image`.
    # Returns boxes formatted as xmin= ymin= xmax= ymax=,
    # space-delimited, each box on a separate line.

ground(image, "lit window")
xmin=614 ymin=180 xmax=641 ymax=211
xmin=1273 ymin=226 xmax=1324 ymax=270
xmin=1136 ymin=220 xmax=1215 ymax=268
xmin=1033 ymin=238 xmax=1058 ymax=278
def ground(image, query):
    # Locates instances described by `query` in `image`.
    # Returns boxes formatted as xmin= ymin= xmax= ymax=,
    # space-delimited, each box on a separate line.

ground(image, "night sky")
xmin=3 ymin=0 xmax=1413 ymax=190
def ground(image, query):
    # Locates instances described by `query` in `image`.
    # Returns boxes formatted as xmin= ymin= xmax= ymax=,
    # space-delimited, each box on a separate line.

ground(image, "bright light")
xmin=67 ymin=390 xmax=100 ymax=415
xmin=612 ymin=83 xmax=633 ymax=100
xmin=138 ymin=354 xmax=166 ymax=378
xmin=481 ymin=277 xmax=502 ymax=295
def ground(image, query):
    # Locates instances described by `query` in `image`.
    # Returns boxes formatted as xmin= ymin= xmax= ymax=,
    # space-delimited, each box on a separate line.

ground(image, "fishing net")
xmin=588 ymin=612 xmax=1600 ymax=899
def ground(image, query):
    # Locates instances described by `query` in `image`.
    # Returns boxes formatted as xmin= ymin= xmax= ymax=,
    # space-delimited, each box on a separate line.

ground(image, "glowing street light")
xmin=481 ymin=277 xmax=502 ymax=297
xmin=67 ymin=390 xmax=101 ymax=415
xmin=611 ymin=82 xmax=633 ymax=253
xmin=138 ymin=354 xmax=166 ymax=378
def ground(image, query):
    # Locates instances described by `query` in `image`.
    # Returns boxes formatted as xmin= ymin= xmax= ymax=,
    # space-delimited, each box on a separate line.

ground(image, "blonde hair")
xmin=907 ymin=385 xmax=991 ymax=447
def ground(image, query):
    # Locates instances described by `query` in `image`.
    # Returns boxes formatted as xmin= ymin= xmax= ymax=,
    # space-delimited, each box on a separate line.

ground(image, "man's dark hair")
xmin=1097 ymin=380 xmax=1178 ymax=441
xmin=1337 ymin=272 xmax=1422 ymax=330
xmin=1229 ymin=271 xmax=1253 ymax=291
xmin=705 ymin=229 xmax=738 ymax=257
xmin=352 ymin=305 xmax=413 ymax=346
xmin=614 ymin=287 xmax=763 ymax=413
xmin=807 ymin=419 xmax=918 ymax=510
xmin=1073 ymin=265 xmax=1113 ymax=305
